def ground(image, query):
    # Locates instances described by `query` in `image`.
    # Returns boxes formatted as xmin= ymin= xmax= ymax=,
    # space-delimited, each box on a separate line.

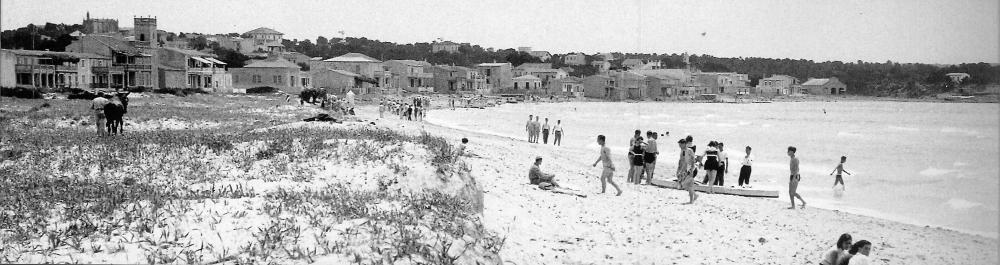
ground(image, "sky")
xmin=2 ymin=0 xmax=998 ymax=64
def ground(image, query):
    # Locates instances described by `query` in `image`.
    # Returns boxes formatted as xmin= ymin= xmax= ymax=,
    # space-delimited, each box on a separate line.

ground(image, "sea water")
xmin=427 ymin=101 xmax=999 ymax=238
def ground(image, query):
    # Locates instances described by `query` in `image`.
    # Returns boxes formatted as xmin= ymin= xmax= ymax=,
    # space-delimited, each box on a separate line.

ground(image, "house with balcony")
xmin=243 ymin=27 xmax=286 ymax=54
xmin=476 ymin=62 xmax=513 ymax=92
xmin=0 ymin=49 xmax=109 ymax=90
xmin=230 ymin=57 xmax=309 ymax=93
xmin=583 ymin=74 xmax=618 ymax=100
xmin=582 ymin=71 xmax=649 ymax=100
xmin=755 ymin=74 xmax=798 ymax=95
xmin=385 ymin=60 xmax=434 ymax=93
xmin=633 ymin=68 xmax=694 ymax=98
xmin=429 ymin=65 xmax=487 ymax=94
xmin=156 ymin=47 xmax=232 ymax=92
xmin=65 ymin=35 xmax=155 ymax=90
xmin=692 ymin=72 xmax=750 ymax=94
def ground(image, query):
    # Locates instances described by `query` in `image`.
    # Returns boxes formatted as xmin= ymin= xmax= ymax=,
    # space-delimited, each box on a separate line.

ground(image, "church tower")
xmin=133 ymin=16 xmax=157 ymax=47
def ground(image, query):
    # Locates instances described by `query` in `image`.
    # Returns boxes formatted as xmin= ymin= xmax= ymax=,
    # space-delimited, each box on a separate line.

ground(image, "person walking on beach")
xmin=542 ymin=118 xmax=551 ymax=144
xmin=788 ymin=146 xmax=806 ymax=209
xmin=821 ymin=233 xmax=852 ymax=265
xmin=526 ymin=115 xmax=534 ymax=142
xmin=628 ymin=136 xmax=646 ymax=184
xmin=593 ymin=135 xmax=622 ymax=196
xmin=677 ymin=138 xmax=698 ymax=203
xmin=714 ymin=142 xmax=729 ymax=187
xmin=553 ymin=120 xmax=563 ymax=146
xmin=738 ymin=146 xmax=754 ymax=188
xmin=643 ymin=131 xmax=658 ymax=184
xmin=829 ymin=155 xmax=852 ymax=189
xmin=91 ymin=92 xmax=109 ymax=136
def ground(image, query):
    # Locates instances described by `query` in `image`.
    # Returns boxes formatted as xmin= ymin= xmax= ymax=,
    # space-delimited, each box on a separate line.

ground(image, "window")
xmin=253 ymin=75 xmax=262 ymax=83
xmin=234 ymin=75 xmax=239 ymax=83
xmin=273 ymin=75 xmax=279 ymax=84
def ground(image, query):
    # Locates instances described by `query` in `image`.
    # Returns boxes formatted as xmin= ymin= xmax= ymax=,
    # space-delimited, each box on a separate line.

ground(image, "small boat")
xmin=649 ymin=179 xmax=779 ymax=198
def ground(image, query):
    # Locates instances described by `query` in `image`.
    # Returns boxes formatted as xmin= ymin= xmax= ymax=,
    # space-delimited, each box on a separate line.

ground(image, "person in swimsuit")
xmin=627 ymin=130 xmax=642 ymax=183
xmin=593 ymin=135 xmax=622 ymax=196
xmin=821 ymin=233 xmax=852 ymax=265
xmin=788 ymin=146 xmax=806 ymax=209
xmin=526 ymin=115 xmax=534 ymax=143
xmin=628 ymin=136 xmax=645 ymax=184
xmin=698 ymin=141 xmax=720 ymax=194
xmin=829 ymin=155 xmax=852 ymax=189
xmin=677 ymin=138 xmax=698 ymax=204
xmin=643 ymin=131 xmax=658 ymax=185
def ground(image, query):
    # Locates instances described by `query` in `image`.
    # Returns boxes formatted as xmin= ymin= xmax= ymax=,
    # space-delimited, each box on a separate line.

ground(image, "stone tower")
xmin=133 ymin=16 xmax=157 ymax=47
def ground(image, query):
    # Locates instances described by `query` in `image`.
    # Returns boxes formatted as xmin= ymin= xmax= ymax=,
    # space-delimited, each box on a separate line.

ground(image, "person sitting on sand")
xmin=677 ymin=138 xmax=698 ymax=204
xmin=829 ymin=155 xmax=852 ymax=189
xmin=840 ymin=240 xmax=871 ymax=265
xmin=593 ymin=135 xmax=622 ymax=196
xmin=788 ymin=146 xmax=807 ymax=209
xmin=821 ymin=233 xmax=852 ymax=265
xmin=529 ymin=156 xmax=559 ymax=188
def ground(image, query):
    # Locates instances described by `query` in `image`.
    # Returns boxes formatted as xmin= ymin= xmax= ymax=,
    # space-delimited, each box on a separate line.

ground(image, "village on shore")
xmin=9 ymin=12 xmax=988 ymax=103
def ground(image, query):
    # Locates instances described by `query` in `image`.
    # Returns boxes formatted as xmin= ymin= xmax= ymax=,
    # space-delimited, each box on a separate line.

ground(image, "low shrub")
xmin=246 ymin=86 xmax=277 ymax=94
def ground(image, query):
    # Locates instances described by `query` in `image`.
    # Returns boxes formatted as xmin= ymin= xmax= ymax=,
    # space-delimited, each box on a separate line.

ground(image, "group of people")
xmin=821 ymin=233 xmax=875 ymax=265
xmin=524 ymin=115 xmax=564 ymax=145
xmin=625 ymin=130 xmax=662 ymax=185
xmin=380 ymin=96 xmax=430 ymax=121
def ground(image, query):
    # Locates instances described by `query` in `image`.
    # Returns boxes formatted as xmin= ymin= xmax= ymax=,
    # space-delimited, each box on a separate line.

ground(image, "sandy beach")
xmin=360 ymin=105 xmax=998 ymax=265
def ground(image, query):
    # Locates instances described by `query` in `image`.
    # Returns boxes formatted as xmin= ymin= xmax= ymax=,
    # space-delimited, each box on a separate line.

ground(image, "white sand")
xmin=361 ymin=106 xmax=999 ymax=265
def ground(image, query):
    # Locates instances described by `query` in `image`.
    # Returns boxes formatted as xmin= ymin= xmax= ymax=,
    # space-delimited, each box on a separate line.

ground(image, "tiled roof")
xmin=323 ymin=68 xmax=361 ymax=77
xmin=245 ymin=27 xmax=283 ymax=35
xmin=160 ymin=47 xmax=215 ymax=58
xmin=477 ymin=62 xmax=510 ymax=67
xmin=388 ymin=59 xmax=432 ymax=67
xmin=324 ymin=53 xmax=381 ymax=63
xmin=80 ymin=35 xmax=141 ymax=55
xmin=513 ymin=75 xmax=541 ymax=80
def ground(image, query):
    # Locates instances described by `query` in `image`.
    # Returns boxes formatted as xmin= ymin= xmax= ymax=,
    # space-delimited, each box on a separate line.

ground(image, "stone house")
xmin=801 ymin=77 xmax=847 ymax=95
xmin=230 ymin=57 xmax=309 ymax=93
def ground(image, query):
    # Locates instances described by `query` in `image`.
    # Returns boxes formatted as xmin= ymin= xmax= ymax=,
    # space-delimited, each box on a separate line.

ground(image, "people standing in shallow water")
xmin=788 ymin=146 xmax=806 ymax=209
xmin=829 ymin=155 xmax=852 ymax=189
xmin=593 ymin=135 xmax=622 ymax=196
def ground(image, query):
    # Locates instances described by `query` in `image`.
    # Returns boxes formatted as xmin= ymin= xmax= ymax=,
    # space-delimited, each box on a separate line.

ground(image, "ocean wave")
xmin=888 ymin=125 xmax=920 ymax=132
xmin=946 ymin=198 xmax=983 ymax=210
xmin=941 ymin=127 xmax=981 ymax=136
xmin=837 ymin=131 xmax=863 ymax=137
xmin=919 ymin=167 xmax=956 ymax=177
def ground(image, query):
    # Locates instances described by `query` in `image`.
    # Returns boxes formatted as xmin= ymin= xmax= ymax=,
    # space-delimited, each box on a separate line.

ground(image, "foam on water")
xmin=941 ymin=126 xmax=981 ymax=136
xmin=946 ymin=198 xmax=983 ymax=210
xmin=954 ymin=161 xmax=969 ymax=167
xmin=888 ymin=125 xmax=920 ymax=132
xmin=919 ymin=167 xmax=957 ymax=177
xmin=836 ymin=131 xmax=863 ymax=137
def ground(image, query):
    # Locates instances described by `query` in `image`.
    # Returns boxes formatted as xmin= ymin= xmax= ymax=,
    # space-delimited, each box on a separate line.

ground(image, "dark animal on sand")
xmin=104 ymin=92 xmax=130 ymax=135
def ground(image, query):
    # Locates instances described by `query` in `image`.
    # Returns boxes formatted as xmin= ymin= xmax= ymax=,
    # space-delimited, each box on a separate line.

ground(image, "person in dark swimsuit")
xmin=699 ymin=141 xmax=720 ymax=194
xmin=628 ymin=137 xmax=645 ymax=184
xmin=643 ymin=131 xmax=658 ymax=185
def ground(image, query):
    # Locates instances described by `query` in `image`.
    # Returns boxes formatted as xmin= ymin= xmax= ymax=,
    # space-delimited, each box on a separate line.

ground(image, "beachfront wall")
xmin=801 ymin=77 xmax=848 ymax=95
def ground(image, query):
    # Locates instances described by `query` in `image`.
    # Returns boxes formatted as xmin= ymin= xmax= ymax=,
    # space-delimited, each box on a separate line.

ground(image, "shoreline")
xmin=422 ymin=114 xmax=999 ymax=240
xmin=364 ymin=105 xmax=997 ymax=264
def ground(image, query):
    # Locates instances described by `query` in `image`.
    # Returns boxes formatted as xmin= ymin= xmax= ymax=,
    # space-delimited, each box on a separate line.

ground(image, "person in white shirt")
xmin=738 ymin=146 xmax=754 ymax=188
xmin=541 ymin=118 xmax=551 ymax=144
xmin=552 ymin=120 xmax=563 ymax=146
xmin=90 ymin=93 xmax=110 ymax=136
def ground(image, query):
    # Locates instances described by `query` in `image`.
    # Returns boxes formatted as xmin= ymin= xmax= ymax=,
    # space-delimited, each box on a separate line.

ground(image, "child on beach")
xmin=829 ymin=156 xmax=852 ymax=189
xmin=593 ymin=135 xmax=622 ymax=196
xmin=628 ymin=136 xmax=646 ymax=184
xmin=788 ymin=146 xmax=806 ymax=209
xmin=738 ymin=146 xmax=754 ymax=188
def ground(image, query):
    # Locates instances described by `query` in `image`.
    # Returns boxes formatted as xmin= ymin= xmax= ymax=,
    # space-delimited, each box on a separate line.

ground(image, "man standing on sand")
xmin=643 ymin=131 xmax=658 ymax=185
xmin=593 ymin=135 xmax=622 ymax=196
xmin=788 ymin=146 xmax=806 ymax=209
xmin=534 ymin=116 xmax=542 ymax=144
xmin=91 ymin=92 xmax=109 ymax=136
xmin=526 ymin=115 xmax=534 ymax=143
xmin=627 ymin=130 xmax=642 ymax=183
xmin=677 ymin=138 xmax=698 ymax=204
xmin=553 ymin=120 xmax=563 ymax=146
xmin=542 ymin=118 xmax=551 ymax=144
